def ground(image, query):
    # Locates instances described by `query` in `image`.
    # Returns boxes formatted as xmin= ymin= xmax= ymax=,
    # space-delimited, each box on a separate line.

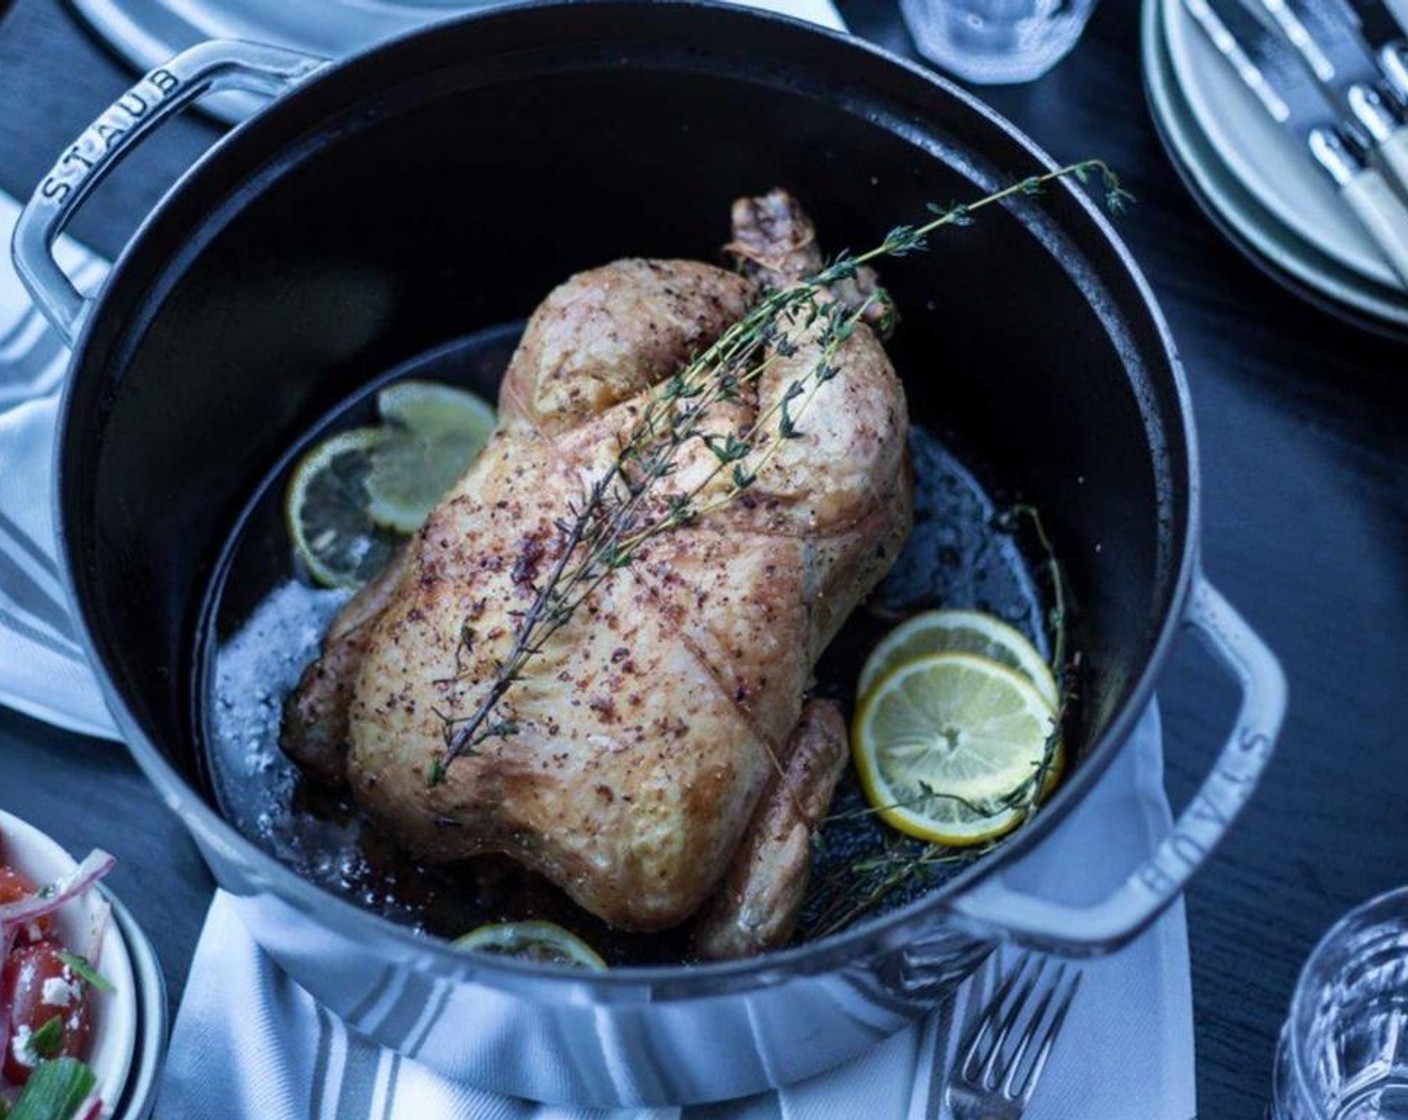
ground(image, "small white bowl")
xmin=0 ymin=809 xmax=137 ymax=1117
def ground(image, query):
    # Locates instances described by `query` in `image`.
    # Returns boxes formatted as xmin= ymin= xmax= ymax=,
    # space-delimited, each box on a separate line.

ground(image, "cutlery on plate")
xmin=1185 ymin=0 xmax=1408 ymax=285
xmin=1256 ymin=0 xmax=1408 ymax=189
xmin=1342 ymin=0 xmax=1408 ymax=101
xmin=936 ymin=955 xmax=1082 ymax=1120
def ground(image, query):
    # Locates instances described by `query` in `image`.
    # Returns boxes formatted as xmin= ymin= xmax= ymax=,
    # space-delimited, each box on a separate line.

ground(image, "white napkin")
xmin=155 ymin=704 xmax=1194 ymax=1120
xmin=723 ymin=0 xmax=845 ymax=27
xmin=0 ymin=190 xmax=116 ymax=739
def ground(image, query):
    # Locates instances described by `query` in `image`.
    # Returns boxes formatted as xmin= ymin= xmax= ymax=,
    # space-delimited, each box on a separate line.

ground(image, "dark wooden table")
xmin=1 ymin=0 xmax=1405 ymax=1115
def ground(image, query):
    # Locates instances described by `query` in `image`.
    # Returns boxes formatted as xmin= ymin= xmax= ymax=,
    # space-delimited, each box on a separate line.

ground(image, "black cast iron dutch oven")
xmin=12 ymin=2 xmax=1286 ymax=1106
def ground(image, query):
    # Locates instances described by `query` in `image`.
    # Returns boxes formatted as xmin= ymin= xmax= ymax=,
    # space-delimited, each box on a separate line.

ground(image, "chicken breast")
xmin=282 ymin=191 xmax=912 ymax=940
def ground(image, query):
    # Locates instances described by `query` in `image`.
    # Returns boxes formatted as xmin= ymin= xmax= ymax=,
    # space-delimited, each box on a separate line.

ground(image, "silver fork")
xmin=940 ymin=954 xmax=1083 ymax=1120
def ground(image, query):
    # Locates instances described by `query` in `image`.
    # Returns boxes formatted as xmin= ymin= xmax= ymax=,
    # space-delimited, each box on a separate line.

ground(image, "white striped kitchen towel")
xmin=0 ymin=189 xmax=116 ymax=739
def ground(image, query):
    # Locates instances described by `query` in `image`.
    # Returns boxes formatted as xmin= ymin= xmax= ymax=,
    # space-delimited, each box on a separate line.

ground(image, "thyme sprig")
xmin=804 ymin=835 xmax=992 ymax=941
xmin=430 ymin=159 xmax=1123 ymax=785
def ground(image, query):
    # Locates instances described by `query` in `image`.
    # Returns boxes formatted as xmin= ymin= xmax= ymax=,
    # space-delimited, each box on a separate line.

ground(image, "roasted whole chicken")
xmin=282 ymin=191 xmax=913 ymax=957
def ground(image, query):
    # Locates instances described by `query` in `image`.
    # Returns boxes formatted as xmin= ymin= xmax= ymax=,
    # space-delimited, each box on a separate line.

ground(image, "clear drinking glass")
xmin=899 ymin=0 xmax=1100 ymax=84
xmin=1272 ymin=887 xmax=1408 ymax=1119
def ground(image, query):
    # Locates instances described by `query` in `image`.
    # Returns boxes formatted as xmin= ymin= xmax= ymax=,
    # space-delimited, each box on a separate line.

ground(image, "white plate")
xmin=1162 ymin=0 xmax=1408 ymax=291
xmin=0 ymin=810 xmax=137 ymax=1117
xmin=1145 ymin=0 xmax=1408 ymax=330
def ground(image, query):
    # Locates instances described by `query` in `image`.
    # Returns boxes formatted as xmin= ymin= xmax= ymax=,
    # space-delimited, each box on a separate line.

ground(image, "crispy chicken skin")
xmin=281 ymin=191 xmax=912 ymax=944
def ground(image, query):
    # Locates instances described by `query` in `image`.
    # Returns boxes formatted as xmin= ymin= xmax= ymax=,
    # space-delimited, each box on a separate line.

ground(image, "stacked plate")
xmin=1143 ymin=0 xmax=1408 ymax=334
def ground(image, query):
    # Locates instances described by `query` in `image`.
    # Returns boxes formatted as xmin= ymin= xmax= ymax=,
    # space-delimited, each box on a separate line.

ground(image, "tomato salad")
xmin=0 ymin=828 xmax=115 ymax=1120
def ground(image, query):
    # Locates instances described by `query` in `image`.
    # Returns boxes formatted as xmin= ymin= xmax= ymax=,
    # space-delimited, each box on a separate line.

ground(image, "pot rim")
xmin=53 ymin=0 xmax=1201 ymax=997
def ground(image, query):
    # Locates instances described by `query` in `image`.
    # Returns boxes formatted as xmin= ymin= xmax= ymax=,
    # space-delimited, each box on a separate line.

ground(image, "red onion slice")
xmin=0 ymin=851 xmax=115 ymax=931
xmin=74 ymin=1091 xmax=104 ymax=1120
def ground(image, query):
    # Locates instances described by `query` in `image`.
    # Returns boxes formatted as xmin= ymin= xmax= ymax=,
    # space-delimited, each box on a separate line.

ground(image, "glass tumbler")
xmin=899 ymin=0 xmax=1100 ymax=84
xmin=1272 ymin=887 xmax=1408 ymax=1119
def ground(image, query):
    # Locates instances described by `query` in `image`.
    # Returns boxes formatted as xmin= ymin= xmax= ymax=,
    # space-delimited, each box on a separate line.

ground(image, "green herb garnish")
xmin=5 ymin=1058 xmax=97 ymax=1120
xmin=26 ymin=1017 xmax=64 ymax=1062
xmin=55 ymin=952 xmax=113 ymax=995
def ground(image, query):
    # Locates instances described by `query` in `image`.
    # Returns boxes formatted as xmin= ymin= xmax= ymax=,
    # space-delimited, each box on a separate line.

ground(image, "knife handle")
xmin=1381 ymin=42 xmax=1408 ymax=104
xmin=1342 ymin=167 xmax=1408 ymax=286
xmin=1348 ymin=84 xmax=1408 ymax=200
xmin=1377 ymin=126 xmax=1408 ymax=195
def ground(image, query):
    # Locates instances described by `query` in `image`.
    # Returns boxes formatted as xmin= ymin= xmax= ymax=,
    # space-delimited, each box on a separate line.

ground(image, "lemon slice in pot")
xmin=857 ymin=609 xmax=1059 ymax=709
xmin=286 ymin=427 xmax=398 ymax=589
xmin=377 ymin=379 xmax=498 ymax=434
xmin=366 ymin=380 xmax=497 ymax=534
xmin=853 ymin=652 xmax=1062 ymax=847
xmin=453 ymin=921 xmax=607 ymax=970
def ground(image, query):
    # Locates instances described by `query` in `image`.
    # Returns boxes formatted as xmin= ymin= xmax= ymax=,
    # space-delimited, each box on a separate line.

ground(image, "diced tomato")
xmin=0 ymin=867 xmax=54 ymax=946
xmin=1 ymin=941 xmax=91 ymax=1085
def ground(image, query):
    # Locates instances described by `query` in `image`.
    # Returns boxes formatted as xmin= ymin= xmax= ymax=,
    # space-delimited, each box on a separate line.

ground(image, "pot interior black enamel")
xmin=51 ymin=3 xmax=1198 ymax=1103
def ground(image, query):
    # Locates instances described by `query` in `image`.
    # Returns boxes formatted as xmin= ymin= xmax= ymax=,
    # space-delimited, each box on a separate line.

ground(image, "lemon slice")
xmin=366 ymin=381 xmax=497 ymax=533
xmin=853 ymin=652 xmax=1062 ymax=846
xmin=858 ymin=609 xmax=1059 ymax=709
xmin=286 ymin=427 xmax=399 ymax=589
xmin=453 ymin=921 xmax=607 ymax=970
xmin=377 ymin=379 xmax=498 ymax=435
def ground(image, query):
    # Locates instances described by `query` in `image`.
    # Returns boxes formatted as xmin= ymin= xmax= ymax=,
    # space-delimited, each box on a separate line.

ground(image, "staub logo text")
xmin=40 ymin=68 xmax=180 ymax=204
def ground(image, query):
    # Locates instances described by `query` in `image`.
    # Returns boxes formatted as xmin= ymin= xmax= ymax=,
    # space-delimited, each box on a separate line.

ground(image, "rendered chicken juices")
xmin=281 ymin=192 xmax=913 ymax=951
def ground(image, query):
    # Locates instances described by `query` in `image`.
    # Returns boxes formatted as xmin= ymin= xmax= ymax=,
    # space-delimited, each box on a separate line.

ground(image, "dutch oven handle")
xmin=949 ymin=574 xmax=1287 ymax=957
xmin=11 ymin=40 xmax=328 ymax=347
